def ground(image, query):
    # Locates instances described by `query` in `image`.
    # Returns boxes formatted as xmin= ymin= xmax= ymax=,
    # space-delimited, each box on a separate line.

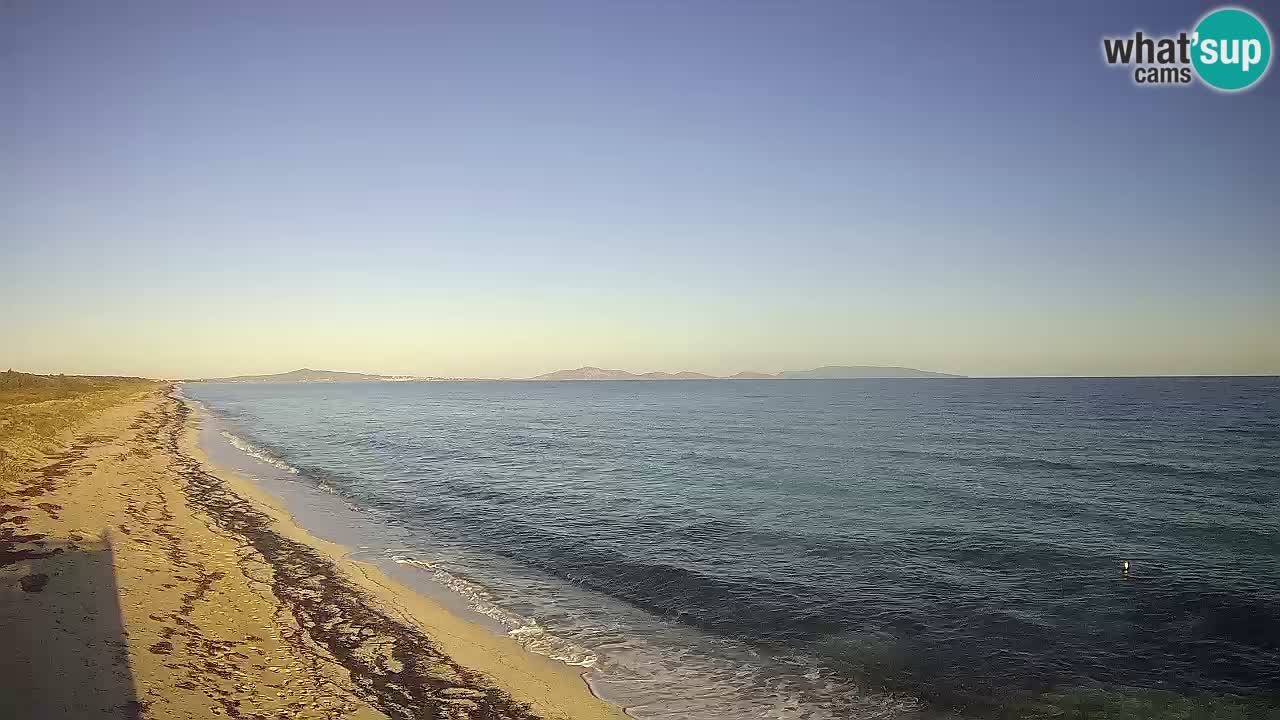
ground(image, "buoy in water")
xmin=1121 ymin=560 xmax=1131 ymax=574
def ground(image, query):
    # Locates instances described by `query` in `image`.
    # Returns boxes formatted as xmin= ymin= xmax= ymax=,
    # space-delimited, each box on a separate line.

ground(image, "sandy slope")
xmin=1 ymin=387 xmax=626 ymax=720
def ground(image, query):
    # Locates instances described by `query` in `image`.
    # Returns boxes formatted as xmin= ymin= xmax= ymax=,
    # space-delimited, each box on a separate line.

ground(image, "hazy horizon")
xmin=5 ymin=1 xmax=1278 ymax=379
xmin=7 ymin=362 xmax=1279 ymax=382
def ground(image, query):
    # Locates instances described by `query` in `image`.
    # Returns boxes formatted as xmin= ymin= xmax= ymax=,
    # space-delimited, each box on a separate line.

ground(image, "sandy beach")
xmin=0 ymin=383 xmax=627 ymax=720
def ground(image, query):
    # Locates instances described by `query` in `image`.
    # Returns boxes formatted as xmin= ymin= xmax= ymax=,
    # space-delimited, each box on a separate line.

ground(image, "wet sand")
xmin=1 ymin=386 xmax=628 ymax=720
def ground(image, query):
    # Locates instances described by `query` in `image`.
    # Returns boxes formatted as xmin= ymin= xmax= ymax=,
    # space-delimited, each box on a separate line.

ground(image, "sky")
xmin=3 ymin=0 xmax=1278 ymax=379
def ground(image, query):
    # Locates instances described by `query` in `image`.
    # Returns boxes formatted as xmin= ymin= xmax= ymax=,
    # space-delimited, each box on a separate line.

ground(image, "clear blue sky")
xmin=3 ymin=1 xmax=1278 ymax=377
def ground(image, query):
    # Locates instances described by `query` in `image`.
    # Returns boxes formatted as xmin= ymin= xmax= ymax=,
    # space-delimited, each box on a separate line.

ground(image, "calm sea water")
xmin=181 ymin=378 xmax=1280 ymax=718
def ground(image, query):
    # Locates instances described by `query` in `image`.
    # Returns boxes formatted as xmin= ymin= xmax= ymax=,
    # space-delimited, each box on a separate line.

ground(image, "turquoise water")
xmin=183 ymin=378 xmax=1280 ymax=718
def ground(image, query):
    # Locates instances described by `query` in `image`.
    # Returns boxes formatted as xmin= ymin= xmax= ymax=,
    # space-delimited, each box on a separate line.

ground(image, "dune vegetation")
xmin=0 ymin=370 xmax=159 ymax=488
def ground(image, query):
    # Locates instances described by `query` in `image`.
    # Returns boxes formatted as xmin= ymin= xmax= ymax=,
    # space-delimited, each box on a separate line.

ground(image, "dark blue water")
xmin=182 ymin=378 xmax=1280 ymax=718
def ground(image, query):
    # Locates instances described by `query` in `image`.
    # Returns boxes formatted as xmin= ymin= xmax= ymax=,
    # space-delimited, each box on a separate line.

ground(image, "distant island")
xmin=529 ymin=365 xmax=964 ymax=381
xmin=186 ymin=365 xmax=964 ymax=384
xmin=186 ymin=368 xmax=434 ymax=383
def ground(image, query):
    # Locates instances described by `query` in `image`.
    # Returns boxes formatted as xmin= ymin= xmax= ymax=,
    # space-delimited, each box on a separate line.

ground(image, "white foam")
xmin=391 ymin=555 xmax=599 ymax=667
xmin=220 ymin=430 xmax=300 ymax=475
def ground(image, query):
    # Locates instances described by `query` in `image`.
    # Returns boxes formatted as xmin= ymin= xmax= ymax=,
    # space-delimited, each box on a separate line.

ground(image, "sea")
xmin=179 ymin=378 xmax=1280 ymax=719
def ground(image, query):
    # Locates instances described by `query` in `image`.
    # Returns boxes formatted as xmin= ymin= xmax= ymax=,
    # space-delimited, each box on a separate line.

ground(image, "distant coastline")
xmin=527 ymin=365 xmax=964 ymax=381
xmin=185 ymin=368 xmax=435 ymax=384
xmin=186 ymin=365 xmax=966 ymax=384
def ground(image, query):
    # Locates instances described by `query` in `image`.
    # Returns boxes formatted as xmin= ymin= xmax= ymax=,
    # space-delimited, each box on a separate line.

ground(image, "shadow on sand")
xmin=0 ymin=535 xmax=140 ymax=719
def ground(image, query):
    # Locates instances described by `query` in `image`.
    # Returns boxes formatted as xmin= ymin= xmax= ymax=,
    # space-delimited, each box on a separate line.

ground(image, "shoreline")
xmin=175 ymin=390 xmax=629 ymax=719
xmin=1 ymin=385 xmax=627 ymax=719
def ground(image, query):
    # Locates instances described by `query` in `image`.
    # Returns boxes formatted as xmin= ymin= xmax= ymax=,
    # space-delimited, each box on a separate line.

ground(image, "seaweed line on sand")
xmin=157 ymin=387 xmax=544 ymax=720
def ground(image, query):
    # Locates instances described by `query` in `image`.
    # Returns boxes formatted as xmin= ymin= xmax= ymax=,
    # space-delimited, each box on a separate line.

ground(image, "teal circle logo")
xmin=1192 ymin=7 xmax=1272 ymax=91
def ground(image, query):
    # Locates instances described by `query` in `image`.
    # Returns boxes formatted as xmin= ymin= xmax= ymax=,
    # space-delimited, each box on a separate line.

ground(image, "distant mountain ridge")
xmin=776 ymin=365 xmax=961 ymax=379
xmin=185 ymin=365 xmax=964 ymax=384
xmin=188 ymin=368 xmax=427 ymax=383
xmin=529 ymin=365 xmax=963 ymax=380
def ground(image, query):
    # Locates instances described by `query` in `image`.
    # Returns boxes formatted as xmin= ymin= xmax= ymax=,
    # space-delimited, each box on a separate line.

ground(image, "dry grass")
xmin=0 ymin=370 xmax=161 ymax=489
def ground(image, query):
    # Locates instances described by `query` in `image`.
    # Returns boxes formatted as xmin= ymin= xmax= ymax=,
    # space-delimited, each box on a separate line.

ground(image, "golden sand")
xmin=1 ymin=386 xmax=627 ymax=720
